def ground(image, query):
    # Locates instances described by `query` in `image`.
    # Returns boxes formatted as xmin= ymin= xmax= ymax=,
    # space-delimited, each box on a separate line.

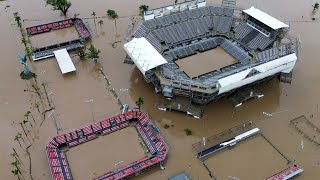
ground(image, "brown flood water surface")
xmin=176 ymin=47 xmax=237 ymax=78
xmin=66 ymin=126 xmax=145 ymax=180
xmin=29 ymin=27 xmax=80 ymax=48
xmin=1 ymin=0 xmax=320 ymax=180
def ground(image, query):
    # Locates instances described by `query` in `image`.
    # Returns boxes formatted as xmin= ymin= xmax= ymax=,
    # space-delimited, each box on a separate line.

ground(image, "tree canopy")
xmin=107 ymin=9 xmax=118 ymax=19
xmin=46 ymin=0 xmax=71 ymax=16
xmin=139 ymin=5 xmax=149 ymax=14
xmin=87 ymin=44 xmax=101 ymax=62
xmin=135 ymin=97 xmax=144 ymax=110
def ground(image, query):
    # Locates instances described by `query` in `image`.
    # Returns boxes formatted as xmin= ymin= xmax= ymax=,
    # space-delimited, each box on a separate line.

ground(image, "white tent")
xmin=53 ymin=49 xmax=76 ymax=74
xmin=243 ymin=7 xmax=289 ymax=30
xmin=124 ymin=37 xmax=167 ymax=75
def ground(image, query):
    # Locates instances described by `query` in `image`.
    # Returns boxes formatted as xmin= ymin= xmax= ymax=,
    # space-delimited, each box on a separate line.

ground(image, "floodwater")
xmin=29 ymin=27 xmax=79 ymax=48
xmin=66 ymin=127 xmax=145 ymax=180
xmin=1 ymin=0 xmax=320 ymax=180
xmin=176 ymin=47 xmax=237 ymax=78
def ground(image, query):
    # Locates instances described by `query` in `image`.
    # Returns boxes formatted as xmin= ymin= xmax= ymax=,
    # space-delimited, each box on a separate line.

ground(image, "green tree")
xmin=135 ymin=97 xmax=144 ymax=110
xmin=139 ymin=5 xmax=149 ymax=14
xmin=46 ymin=0 xmax=72 ymax=16
xmin=11 ymin=168 xmax=21 ymax=180
xmin=13 ymin=12 xmax=22 ymax=29
xmin=98 ymin=19 xmax=104 ymax=26
xmin=11 ymin=160 xmax=21 ymax=174
xmin=14 ymin=133 xmax=23 ymax=149
xmin=184 ymin=128 xmax=192 ymax=136
xmin=25 ymin=111 xmax=36 ymax=125
xmin=313 ymin=2 xmax=319 ymax=10
xmin=19 ymin=122 xmax=28 ymax=137
xmin=86 ymin=44 xmax=101 ymax=63
xmin=92 ymin=11 xmax=97 ymax=28
xmin=76 ymin=47 xmax=87 ymax=60
xmin=107 ymin=10 xmax=119 ymax=35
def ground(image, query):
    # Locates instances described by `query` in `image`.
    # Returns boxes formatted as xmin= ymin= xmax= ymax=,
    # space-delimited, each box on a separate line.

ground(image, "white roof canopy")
xmin=124 ymin=37 xmax=167 ymax=75
xmin=53 ymin=49 xmax=76 ymax=74
xmin=243 ymin=7 xmax=289 ymax=30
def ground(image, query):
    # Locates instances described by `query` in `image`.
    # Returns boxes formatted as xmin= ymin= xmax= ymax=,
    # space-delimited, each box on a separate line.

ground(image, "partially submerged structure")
xmin=26 ymin=18 xmax=91 ymax=61
xmin=192 ymin=122 xmax=259 ymax=159
xmin=265 ymin=165 xmax=303 ymax=180
xmin=124 ymin=0 xmax=299 ymax=104
xmin=45 ymin=110 xmax=168 ymax=180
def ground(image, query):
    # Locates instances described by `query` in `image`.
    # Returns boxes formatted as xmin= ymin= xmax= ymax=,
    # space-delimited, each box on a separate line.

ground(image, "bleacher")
xmin=133 ymin=6 xmax=234 ymax=49
xmin=234 ymin=21 xmax=275 ymax=50
xmin=46 ymin=110 xmax=168 ymax=180
xmin=74 ymin=18 xmax=91 ymax=40
xmin=220 ymin=39 xmax=251 ymax=64
xmin=33 ymin=40 xmax=83 ymax=61
xmin=256 ymin=43 xmax=295 ymax=62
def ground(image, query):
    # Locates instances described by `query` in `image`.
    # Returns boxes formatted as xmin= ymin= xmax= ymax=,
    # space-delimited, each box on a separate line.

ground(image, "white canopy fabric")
xmin=243 ymin=7 xmax=289 ymax=30
xmin=53 ymin=49 xmax=76 ymax=74
xmin=124 ymin=37 xmax=167 ymax=75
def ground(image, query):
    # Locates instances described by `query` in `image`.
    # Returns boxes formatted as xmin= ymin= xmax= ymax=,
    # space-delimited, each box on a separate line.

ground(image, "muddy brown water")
xmin=29 ymin=27 xmax=79 ymax=48
xmin=1 ymin=0 xmax=320 ymax=180
xmin=66 ymin=126 xmax=145 ymax=180
xmin=176 ymin=47 xmax=237 ymax=78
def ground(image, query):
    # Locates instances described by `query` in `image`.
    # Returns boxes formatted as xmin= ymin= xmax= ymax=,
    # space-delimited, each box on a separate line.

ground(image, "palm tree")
xmin=14 ymin=133 xmax=23 ymax=149
xmin=135 ymin=97 xmax=144 ymax=110
xmin=25 ymin=111 xmax=36 ymax=125
xmin=10 ymin=151 xmax=20 ymax=163
xmin=11 ymin=168 xmax=21 ymax=180
xmin=23 ymin=119 xmax=33 ymax=133
xmin=19 ymin=122 xmax=28 ymax=137
xmin=87 ymin=44 xmax=101 ymax=63
xmin=98 ymin=19 xmax=104 ymax=26
xmin=91 ymin=11 xmax=97 ymax=32
xmin=13 ymin=12 xmax=22 ymax=29
xmin=107 ymin=9 xmax=119 ymax=35
xmin=313 ymin=2 xmax=319 ymax=11
xmin=34 ymin=101 xmax=41 ymax=116
xmin=12 ymin=148 xmax=20 ymax=159
xmin=11 ymin=160 xmax=21 ymax=174
xmin=92 ymin=11 xmax=97 ymax=29
xmin=139 ymin=5 xmax=149 ymax=15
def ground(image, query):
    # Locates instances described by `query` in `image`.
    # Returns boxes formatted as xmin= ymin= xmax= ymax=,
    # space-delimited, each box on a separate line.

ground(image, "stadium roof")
xmin=243 ymin=6 xmax=289 ymax=30
xmin=124 ymin=37 xmax=167 ymax=75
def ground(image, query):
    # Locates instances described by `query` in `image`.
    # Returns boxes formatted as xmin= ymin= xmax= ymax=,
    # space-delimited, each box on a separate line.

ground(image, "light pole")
xmin=119 ymin=88 xmax=128 ymax=103
xmin=84 ymin=99 xmax=94 ymax=123
xmin=120 ymin=88 xmax=129 ymax=112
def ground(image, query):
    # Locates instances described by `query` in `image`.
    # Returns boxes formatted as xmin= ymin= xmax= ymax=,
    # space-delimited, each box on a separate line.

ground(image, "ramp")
xmin=53 ymin=49 xmax=76 ymax=74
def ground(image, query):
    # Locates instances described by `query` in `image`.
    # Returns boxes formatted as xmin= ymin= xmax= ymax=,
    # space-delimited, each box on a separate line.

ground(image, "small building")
xmin=168 ymin=171 xmax=190 ymax=180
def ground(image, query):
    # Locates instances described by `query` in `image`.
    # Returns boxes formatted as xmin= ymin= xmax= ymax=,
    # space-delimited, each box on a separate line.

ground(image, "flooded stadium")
xmin=1 ymin=0 xmax=320 ymax=180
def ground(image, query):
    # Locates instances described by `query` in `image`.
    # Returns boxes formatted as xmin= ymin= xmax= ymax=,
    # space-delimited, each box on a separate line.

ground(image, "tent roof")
xmin=53 ymin=49 xmax=76 ymax=74
xmin=243 ymin=7 xmax=289 ymax=30
xmin=124 ymin=37 xmax=167 ymax=75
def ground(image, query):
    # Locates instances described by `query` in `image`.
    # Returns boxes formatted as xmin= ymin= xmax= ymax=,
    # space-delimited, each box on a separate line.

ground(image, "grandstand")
xmin=26 ymin=18 xmax=91 ymax=61
xmin=45 ymin=110 xmax=168 ymax=180
xmin=124 ymin=0 xmax=299 ymax=105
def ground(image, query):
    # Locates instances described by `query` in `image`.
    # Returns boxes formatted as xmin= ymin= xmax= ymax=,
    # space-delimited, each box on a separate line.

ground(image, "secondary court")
xmin=204 ymin=136 xmax=288 ymax=180
xmin=65 ymin=126 xmax=145 ymax=180
xmin=175 ymin=47 xmax=238 ymax=78
xmin=29 ymin=26 xmax=80 ymax=48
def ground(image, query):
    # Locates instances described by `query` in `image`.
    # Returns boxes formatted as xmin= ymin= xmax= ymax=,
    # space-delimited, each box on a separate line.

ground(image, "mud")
xmin=1 ymin=0 xmax=320 ymax=180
